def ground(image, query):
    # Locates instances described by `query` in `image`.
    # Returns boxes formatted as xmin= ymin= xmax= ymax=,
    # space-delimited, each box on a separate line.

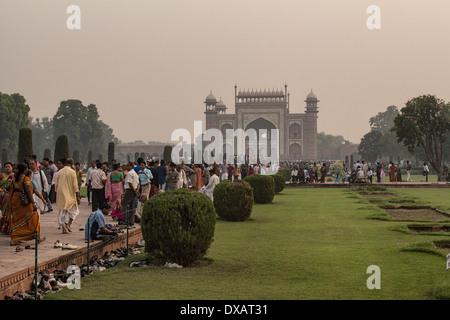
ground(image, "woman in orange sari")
xmin=389 ymin=162 xmax=397 ymax=182
xmin=0 ymin=162 xmax=14 ymax=234
xmin=8 ymin=163 xmax=44 ymax=246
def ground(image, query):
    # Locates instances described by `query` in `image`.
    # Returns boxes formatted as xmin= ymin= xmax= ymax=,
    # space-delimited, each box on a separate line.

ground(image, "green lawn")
xmin=46 ymin=187 xmax=450 ymax=300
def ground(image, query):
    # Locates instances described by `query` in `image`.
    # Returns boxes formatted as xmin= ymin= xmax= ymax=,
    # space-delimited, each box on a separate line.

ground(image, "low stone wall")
xmin=0 ymin=227 xmax=143 ymax=299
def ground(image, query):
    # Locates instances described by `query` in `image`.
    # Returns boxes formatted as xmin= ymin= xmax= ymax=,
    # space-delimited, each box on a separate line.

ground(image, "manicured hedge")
xmin=213 ymin=180 xmax=253 ymax=221
xmin=141 ymin=189 xmax=216 ymax=267
xmin=272 ymin=173 xmax=286 ymax=194
xmin=243 ymin=174 xmax=275 ymax=204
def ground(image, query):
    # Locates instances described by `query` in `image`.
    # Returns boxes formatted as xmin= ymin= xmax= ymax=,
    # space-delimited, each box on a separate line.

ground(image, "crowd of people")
xmin=0 ymin=155 xmax=282 ymax=246
xmin=0 ymin=154 xmax=446 ymax=247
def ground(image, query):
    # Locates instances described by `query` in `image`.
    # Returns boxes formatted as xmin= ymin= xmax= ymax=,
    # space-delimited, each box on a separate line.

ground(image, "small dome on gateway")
xmin=205 ymin=91 xmax=217 ymax=102
xmin=306 ymin=90 xmax=318 ymax=100
xmin=216 ymin=98 xmax=226 ymax=108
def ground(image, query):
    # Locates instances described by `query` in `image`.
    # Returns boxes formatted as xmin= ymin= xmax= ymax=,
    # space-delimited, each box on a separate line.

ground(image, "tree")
xmin=54 ymin=135 xmax=69 ymax=162
xmin=358 ymin=130 xmax=382 ymax=161
xmin=108 ymin=142 xmax=115 ymax=163
xmin=329 ymin=161 xmax=346 ymax=178
xmin=369 ymin=105 xmax=399 ymax=133
xmin=0 ymin=92 xmax=30 ymax=156
xmin=317 ymin=132 xmax=345 ymax=159
xmin=392 ymin=95 xmax=450 ymax=181
xmin=17 ymin=127 xmax=33 ymax=163
xmin=53 ymin=100 xmax=103 ymax=162
xmin=29 ymin=116 xmax=53 ymax=161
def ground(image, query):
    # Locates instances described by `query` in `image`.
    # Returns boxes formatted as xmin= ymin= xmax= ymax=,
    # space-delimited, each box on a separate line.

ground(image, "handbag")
xmin=20 ymin=188 xmax=30 ymax=206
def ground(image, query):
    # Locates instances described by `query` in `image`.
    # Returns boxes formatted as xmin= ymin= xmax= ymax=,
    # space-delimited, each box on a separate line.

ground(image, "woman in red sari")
xmin=192 ymin=164 xmax=203 ymax=191
xmin=8 ymin=163 xmax=45 ymax=246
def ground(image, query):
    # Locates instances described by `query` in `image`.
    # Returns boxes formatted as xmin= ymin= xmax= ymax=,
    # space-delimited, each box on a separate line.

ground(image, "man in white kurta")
xmin=55 ymin=158 xmax=80 ymax=234
xmin=200 ymin=170 xmax=220 ymax=201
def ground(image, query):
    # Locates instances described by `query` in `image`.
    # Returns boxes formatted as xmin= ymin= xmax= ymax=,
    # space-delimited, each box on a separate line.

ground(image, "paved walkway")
xmin=0 ymin=197 xmax=120 ymax=280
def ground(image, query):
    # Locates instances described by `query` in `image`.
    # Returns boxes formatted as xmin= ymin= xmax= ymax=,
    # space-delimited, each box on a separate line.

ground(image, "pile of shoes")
xmin=3 ymin=242 xmax=146 ymax=300
xmin=104 ymin=224 xmax=124 ymax=234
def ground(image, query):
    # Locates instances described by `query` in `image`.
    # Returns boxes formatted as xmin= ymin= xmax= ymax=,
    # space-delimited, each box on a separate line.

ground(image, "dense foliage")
xmin=213 ymin=180 xmax=253 ymax=221
xmin=141 ymin=189 xmax=216 ymax=267
xmin=243 ymin=174 xmax=275 ymax=204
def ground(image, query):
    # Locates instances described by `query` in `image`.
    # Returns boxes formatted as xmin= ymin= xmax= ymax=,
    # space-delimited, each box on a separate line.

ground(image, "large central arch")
xmin=244 ymin=117 xmax=277 ymax=161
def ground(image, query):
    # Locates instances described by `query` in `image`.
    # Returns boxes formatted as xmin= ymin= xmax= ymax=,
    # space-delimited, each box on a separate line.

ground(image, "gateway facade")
xmin=204 ymin=85 xmax=319 ymax=161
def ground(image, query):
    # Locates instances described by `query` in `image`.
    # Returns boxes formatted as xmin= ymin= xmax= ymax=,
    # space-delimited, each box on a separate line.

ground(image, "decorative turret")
xmin=305 ymin=89 xmax=319 ymax=113
xmin=215 ymin=98 xmax=227 ymax=114
xmin=204 ymin=91 xmax=218 ymax=114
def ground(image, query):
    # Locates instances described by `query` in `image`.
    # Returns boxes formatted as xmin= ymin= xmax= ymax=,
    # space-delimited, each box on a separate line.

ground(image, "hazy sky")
xmin=1 ymin=0 xmax=450 ymax=144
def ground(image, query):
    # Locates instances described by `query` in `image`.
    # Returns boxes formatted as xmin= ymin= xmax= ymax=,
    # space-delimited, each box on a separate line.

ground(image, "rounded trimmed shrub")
xmin=141 ymin=188 xmax=216 ymax=267
xmin=277 ymin=168 xmax=291 ymax=182
xmin=271 ymin=173 xmax=285 ymax=194
xmin=213 ymin=180 xmax=253 ymax=221
xmin=243 ymin=174 xmax=275 ymax=204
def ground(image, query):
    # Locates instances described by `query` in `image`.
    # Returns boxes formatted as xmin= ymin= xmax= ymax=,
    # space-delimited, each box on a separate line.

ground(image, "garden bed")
xmin=407 ymin=225 xmax=450 ymax=232
xmin=381 ymin=206 xmax=450 ymax=222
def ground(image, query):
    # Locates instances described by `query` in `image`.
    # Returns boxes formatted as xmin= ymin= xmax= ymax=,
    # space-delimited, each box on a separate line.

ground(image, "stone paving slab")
xmin=0 ymin=197 xmax=125 ymax=280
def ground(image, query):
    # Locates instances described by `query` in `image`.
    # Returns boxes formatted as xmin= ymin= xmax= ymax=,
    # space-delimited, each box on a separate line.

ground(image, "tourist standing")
xmin=29 ymin=159 xmax=49 ymax=214
xmin=167 ymin=163 xmax=179 ymax=191
xmin=137 ymin=160 xmax=153 ymax=198
xmin=85 ymin=160 xmax=96 ymax=205
xmin=406 ymin=161 xmax=412 ymax=182
xmin=55 ymin=158 xmax=80 ymax=234
xmin=200 ymin=169 xmax=220 ymax=201
xmin=227 ymin=164 xmax=234 ymax=181
xmin=89 ymin=162 xmax=107 ymax=212
xmin=423 ymin=162 xmax=430 ymax=182
xmin=122 ymin=162 xmax=140 ymax=226
xmin=220 ymin=160 xmax=228 ymax=182
xmin=234 ymin=165 xmax=240 ymax=180
xmin=157 ymin=160 xmax=168 ymax=191
xmin=105 ymin=163 xmax=124 ymax=221
xmin=75 ymin=162 xmax=83 ymax=191
xmin=8 ymin=163 xmax=45 ymax=245
xmin=389 ymin=162 xmax=397 ymax=182
xmin=320 ymin=163 xmax=327 ymax=183
xmin=0 ymin=162 xmax=14 ymax=234
xmin=40 ymin=158 xmax=54 ymax=213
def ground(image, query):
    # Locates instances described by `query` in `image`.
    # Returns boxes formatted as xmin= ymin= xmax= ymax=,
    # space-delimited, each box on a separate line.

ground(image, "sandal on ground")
xmin=15 ymin=246 xmax=23 ymax=252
